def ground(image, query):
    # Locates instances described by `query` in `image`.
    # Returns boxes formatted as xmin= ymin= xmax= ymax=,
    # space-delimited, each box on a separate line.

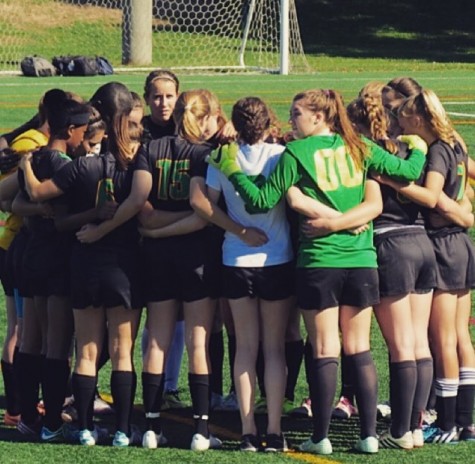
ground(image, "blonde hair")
xmin=293 ymin=89 xmax=368 ymax=169
xmin=399 ymin=89 xmax=457 ymax=147
xmin=173 ymin=89 xmax=224 ymax=144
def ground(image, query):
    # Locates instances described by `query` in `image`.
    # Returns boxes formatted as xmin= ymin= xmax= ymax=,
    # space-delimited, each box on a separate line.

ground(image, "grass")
xmin=0 ymin=69 xmax=474 ymax=463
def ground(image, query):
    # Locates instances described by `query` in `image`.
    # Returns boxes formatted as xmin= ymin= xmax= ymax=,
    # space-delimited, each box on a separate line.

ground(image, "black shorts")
xmin=141 ymin=234 xmax=218 ymax=303
xmin=71 ymin=243 xmax=143 ymax=310
xmin=297 ymin=267 xmax=380 ymax=311
xmin=429 ymin=230 xmax=475 ymax=291
xmin=7 ymin=228 xmax=31 ymax=298
xmin=21 ymin=233 xmax=71 ymax=298
xmin=0 ymin=247 xmax=14 ymax=296
xmin=222 ymin=262 xmax=294 ymax=300
xmin=375 ymin=230 xmax=437 ymax=297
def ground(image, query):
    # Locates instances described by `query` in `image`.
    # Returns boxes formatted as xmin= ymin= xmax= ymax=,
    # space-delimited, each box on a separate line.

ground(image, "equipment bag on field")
xmin=20 ymin=56 xmax=57 ymax=77
xmin=52 ymin=55 xmax=114 ymax=76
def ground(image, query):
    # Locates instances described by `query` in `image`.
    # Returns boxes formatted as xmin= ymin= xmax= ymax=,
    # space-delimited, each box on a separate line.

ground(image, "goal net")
xmin=0 ymin=0 xmax=310 ymax=74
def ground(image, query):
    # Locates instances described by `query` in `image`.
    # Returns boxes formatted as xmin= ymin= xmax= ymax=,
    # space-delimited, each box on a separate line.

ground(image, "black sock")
xmin=111 ymin=370 xmax=135 ymax=435
xmin=72 ymin=372 xmax=96 ymax=430
xmin=1 ymin=359 xmax=21 ymax=416
xmin=209 ymin=330 xmax=224 ymax=396
xmin=411 ymin=357 xmax=433 ymax=430
xmin=308 ymin=357 xmax=338 ymax=442
xmin=456 ymin=368 xmax=475 ymax=427
xmin=285 ymin=339 xmax=304 ymax=401
xmin=434 ymin=378 xmax=458 ymax=431
xmin=227 ymin=334 xmax=236 ymax=393
xmin=304 ymin=339 xmax=313 ymax=390
xmin=142 ymin=372 xmax=163 ymax=433
xmin=349 ymin=351 xmax=378 ymax=439
xmin=17 ymin=352 xmax=42 ymax=424
xmin=340 ymin=351 xmax=356 ymax=402
xmin=389 ymin=361 xmax=417 ymax=437
xmin=43 ymin=358 xmax=70 ymax=431
xmin=189 ymin=373 xmax=210 ymax=438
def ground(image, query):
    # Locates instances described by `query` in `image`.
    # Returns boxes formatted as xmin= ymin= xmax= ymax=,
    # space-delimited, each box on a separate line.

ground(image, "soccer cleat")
xmin=61 ymin=404 xmax=78 ymax=423
xmin=377 ymin=401 xmax=392 ymax=421
xmin=40 ymin=425 xmax=64 ymax=443
xmin=161 ymin=389 xmax=188 ymax=410
xmin=214 ymin=391 xmax=239 ymax=412
xmin=78 ymin=425 xmax=109 ymax=446
xmin=299 ymin=437 xmax=332 ymax=455
xmin=332 ymin=396 xmax=358 ymax=420
xmin=264 ymin=433 xmax=288 ymax=452
xmin=142 ymin=430 xmax=168 ymax=449
xmin=412 ymin=428 xmax=424 ymax=448
xmin=254 ymin=396 xmax=267 ymax=414
xmin=239 ymin=434 xmax=261 ymax=452
xmin=282 ymin=398 xmax=294 ymax=416
xmin=17 ymin=418 xmax=42 ymax=436
xmin=190 ymin=433 xmax=222 ymax=451
xmin=112 ymin=425 xmax=142 ymax=447
xmin=354 ymin=436 xmax=379 ymax=454
xmin=379 ymin=430 xmax=414 ymax=450
xmin=458 ymin=424 xmax=475 ymax=441
xmin=422 ymin=409 xmax=437 ymax=426
xmin=423 ymin=425 xmax=458 ymax=444
xmin=290 ymin=398 xmax=312 ymax=418
xmin=3 ymin=411 xmax=21 ymax=427
xmin=93 ymin=395 xmax=114 ymax=415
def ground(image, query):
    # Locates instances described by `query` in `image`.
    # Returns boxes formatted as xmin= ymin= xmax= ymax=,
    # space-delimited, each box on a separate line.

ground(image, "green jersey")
xmin=230 ymin=134 xmax=426 ymax=269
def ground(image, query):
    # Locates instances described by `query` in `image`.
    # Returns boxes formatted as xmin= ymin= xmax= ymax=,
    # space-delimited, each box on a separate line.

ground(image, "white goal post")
xmin=0 ymin=0 xmax=310 ymax=74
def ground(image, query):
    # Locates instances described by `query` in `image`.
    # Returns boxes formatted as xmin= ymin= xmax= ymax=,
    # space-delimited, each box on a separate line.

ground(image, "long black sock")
xmin=434 ymin=377 xmax=458 ymax=431
xmin=17 ymin=352 xmax=41 ymax=424
xmin=142 ymin=372 xmax=163 ymax=433
xmin=1 ymin=359 xmax=21 ymax=416
xmin=43 ymin=358 xmax=70 ymax=431
xmin=285 ymin=339 xmax=304 ymax=401
xmin=309 ymin=357 xmax=338 ymax=442
xmin=389 ymin=361 xmax=417 ymax=437
xmin=189 ymin=373 xmax=210 ymax=438
xmin=227 ymin=334 xmax=236 ymax=393
xmin=411 ymin=357 xmax=433 ymax=430
xmin=111 ymin=370 xmax=134 ymax=435
xmin=72 ymin=373 xmax=96 ymax=430
xmin=340 ymin=351 xmax=356 ymax=402
xmin=304 ymin=339 xmax=313 ymax=389
xmin=209 ymin=330 xmax=224 ymax=396
xmin=349 ymin=351 xmax=378 ymax=439
xmin=456 ymin=368 xmax=475 ymax=427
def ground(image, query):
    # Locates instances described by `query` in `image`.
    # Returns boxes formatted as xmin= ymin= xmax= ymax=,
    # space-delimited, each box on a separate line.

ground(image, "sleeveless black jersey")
xmin=52 ymin=152 xmax=139 ymax=246
xmin=141 ymin=115 xmax=176 ymax=143
xmin=423 ymin=140 xmax=467 ymax=236
xmin=372 ymin=140 xmax=425 ymax=230
xmin=18 ymin=147 xmax=71 ymax=237
xmin=136 ymin=135 xmax=211 ymax=212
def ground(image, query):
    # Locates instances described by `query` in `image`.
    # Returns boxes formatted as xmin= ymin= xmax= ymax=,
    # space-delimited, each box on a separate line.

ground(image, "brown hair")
xmin=232 ymin=97 xmax=270 ymax=145
xmin=387 ymin=77 xmax=422 ymax=98
xmin=293 ymin=89 xmax=368 ymax=169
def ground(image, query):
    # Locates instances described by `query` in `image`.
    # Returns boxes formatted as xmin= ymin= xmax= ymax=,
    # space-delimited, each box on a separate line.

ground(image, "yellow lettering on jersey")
xmin=314 ymin=146 xmax=363 ymax=191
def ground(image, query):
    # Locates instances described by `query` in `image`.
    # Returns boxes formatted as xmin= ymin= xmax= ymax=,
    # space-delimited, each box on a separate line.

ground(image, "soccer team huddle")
xmin=0 ymin=71 xmax=474 ymax=455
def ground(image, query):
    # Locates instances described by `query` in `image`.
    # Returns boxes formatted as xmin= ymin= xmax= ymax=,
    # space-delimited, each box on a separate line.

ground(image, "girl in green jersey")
xmin=208 ymin=88 xmax=428 ymax=455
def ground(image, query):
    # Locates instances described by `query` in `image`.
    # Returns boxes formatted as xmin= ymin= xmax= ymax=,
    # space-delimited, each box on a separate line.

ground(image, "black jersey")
xmin=373 ymin=140 xmax=425 ymax=230
xmin=423 ymin=140 xmax=467 ymax=236
xmin=52 ymin=152 xmax=139 ymax=246
xmin=18 ymin=147 xmax=71 ymax=237
xmin=141 ymin=115 xmax=176 ymax=143
xmin=136 ymin=135 xmax=211 ymax=212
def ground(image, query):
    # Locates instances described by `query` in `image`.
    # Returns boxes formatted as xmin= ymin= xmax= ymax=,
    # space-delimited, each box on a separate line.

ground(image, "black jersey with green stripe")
xmin=136 ymin=135 xmax=211 ymax=212
xmin=423 ymin=140 xmax=467 ymax=236
xmin=229 ymin=134 xmax=426 ymax=268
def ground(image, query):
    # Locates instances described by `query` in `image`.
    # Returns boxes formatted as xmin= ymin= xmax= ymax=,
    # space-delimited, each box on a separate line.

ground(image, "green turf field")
xmin=0 ymin=68 xmax=474 ymax=463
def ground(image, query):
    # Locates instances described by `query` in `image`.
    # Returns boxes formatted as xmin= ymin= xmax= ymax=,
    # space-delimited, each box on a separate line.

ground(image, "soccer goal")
xmin=0 ymin=0 xmax=310 ymax=74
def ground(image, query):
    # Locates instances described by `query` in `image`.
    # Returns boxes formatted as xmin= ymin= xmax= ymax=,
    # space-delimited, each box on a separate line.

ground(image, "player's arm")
xmin=76 ymin=169 xmax=151 ymax=243
xmin=138 ymin=201 xmax=191 ymax=229
xmin=20 ymin=154 xmax=64 ymax=201
xmin=0 ymin=173 xmax=20 ymax=202
xmin=11 ymin=190 xmax=53 ymax=218
xmin=431 ymin=191 xmax=474 ymax=228
xmin=285 ymin=186 xmax=341 ymax=219
xmin=302 ymin=179 xmax=382 ymax=237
